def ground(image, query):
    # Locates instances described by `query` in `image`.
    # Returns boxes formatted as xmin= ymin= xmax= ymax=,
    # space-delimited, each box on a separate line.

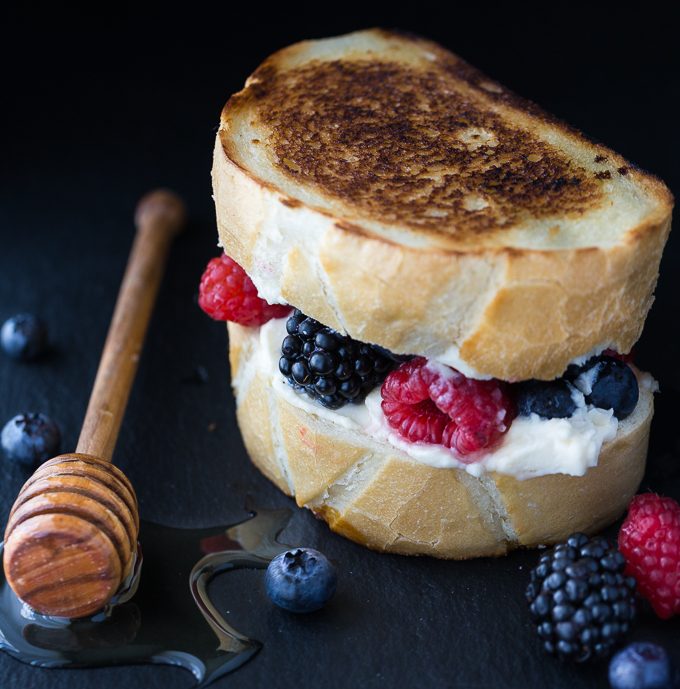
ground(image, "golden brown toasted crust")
xmin=240 ymin=58 xmax=605 ymax=240
xmin=220 ymin=28 xmax=671 ymax=250
xmin=228 ymin=322 xmax=653 ymax=558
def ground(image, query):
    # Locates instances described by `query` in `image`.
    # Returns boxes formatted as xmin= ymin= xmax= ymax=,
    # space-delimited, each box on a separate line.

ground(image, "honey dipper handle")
xmin=76 ymin=190 xmax=186 ymax=460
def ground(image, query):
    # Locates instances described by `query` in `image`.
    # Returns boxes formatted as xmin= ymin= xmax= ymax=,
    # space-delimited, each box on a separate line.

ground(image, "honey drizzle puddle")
xmin=0 ymin=507 xmax=293 ymax=686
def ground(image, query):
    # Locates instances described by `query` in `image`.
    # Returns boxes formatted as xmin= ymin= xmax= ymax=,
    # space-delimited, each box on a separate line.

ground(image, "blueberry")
xmin=1 ymin=413 xmax=61 ymax=466
xmin=517 ymin=379 xmax=576 ymax=419
xmin=265 ymin=548 xmax=337 ymax=613
xmin=1 ymin=314 xmax=47 ymax=361
xmin=585 ymin=357 xmax=639 ymax=420
xmin=608 ymin=642 xmax=672 ymax=689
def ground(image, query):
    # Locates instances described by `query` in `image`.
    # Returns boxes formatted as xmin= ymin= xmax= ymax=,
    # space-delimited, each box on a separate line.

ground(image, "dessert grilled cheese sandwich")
xmin=209 ymin=29 xmax=672 ymax=558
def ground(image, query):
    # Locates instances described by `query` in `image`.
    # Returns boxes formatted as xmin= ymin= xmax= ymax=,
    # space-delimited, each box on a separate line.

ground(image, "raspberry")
xmin=198 ymin=254 xmax=291 ymax=326
xmin=381 ymin=358 xmax=514 ymax=459
xmin=619 ymin=493 xmax=680 ymax=619
xmin=381 ymin=399 xmax=451 ymax=444
xmin=380 ymin=357 xmax=431 ymax=404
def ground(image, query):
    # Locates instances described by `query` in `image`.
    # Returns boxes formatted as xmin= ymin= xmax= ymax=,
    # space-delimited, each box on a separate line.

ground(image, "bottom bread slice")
xmin=228 ymin=322 xmax=653 ymax=559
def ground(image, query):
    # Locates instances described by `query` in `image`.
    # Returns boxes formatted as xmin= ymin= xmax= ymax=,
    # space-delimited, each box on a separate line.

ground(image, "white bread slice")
xmin=228 ymin=322 xmax=653 ymax=559
xmin=213 ymin=28 xmax=672 ymax=381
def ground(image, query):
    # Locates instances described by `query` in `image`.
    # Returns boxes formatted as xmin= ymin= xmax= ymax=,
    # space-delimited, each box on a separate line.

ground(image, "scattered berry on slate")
xmin=516 ymin=379 xmax=577 ymax=419
xmin=198 ymin=254 xmax=291 ymax=326
xmin=1 ymin=413 xmax=61 ymax=466
xmin=381 ymin=357 xmax=514 ymax=457
xmin=526 ymin=532 xmax=636 ymax=662
xmin=265 ymin=548 xmax=337 ymax=613
xmin=619 ymin=494 xmax=680 ymax=619
xmin=609 ymin=642 xmax=672 ymax=689
xmin=279 ymin=309 xmax=400 ymax=409
xmin=1 ymin=314 xmax=47 ymax=361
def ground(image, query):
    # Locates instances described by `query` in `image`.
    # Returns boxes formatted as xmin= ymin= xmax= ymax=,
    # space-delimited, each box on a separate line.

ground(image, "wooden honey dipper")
xmin=2 ymin=190 xmax=186 ymax=618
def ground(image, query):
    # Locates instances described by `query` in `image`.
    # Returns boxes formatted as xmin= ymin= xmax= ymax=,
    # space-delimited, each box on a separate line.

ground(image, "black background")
xmin=2 ymin=5 xmax=679 ymax=688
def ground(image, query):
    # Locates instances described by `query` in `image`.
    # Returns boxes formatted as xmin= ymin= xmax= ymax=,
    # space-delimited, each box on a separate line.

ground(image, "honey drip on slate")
xmin=0 ymin=507 xmax=293 ymax=687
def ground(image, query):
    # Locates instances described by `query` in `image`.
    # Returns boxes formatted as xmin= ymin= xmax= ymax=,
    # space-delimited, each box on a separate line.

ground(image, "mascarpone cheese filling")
xmin=241 ymin=317 xmax=652 ymax=481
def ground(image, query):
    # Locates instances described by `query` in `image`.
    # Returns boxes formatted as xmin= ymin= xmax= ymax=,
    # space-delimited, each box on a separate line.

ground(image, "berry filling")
xmin=198 ymin=254 xmax=291 ymax=326
xmin=381 ymin=358 xmax=515 ymax=459
xmin=273 ymin=312 xmax=640 ymax=460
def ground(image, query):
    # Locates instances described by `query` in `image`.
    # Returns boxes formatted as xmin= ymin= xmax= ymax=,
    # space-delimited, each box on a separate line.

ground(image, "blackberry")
xmin=279 ymin=309 xmax=401 ymax=409
xmin=526 ymin=533 xmax=636 ymax=662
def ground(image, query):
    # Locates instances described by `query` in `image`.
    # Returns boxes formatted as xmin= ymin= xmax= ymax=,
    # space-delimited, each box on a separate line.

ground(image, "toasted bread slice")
xmin=228 ymin=321 xmax=653 ymax=558
xmin=213 ymin=29 xmax=672 ymax=380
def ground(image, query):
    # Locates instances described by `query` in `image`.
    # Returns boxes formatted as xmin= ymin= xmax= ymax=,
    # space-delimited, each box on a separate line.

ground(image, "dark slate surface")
xmin=2 ymin=7 xmax=679 ymax=689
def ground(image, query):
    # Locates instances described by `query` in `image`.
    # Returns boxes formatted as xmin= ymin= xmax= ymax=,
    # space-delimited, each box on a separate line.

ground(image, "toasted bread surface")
xmin=213 ymin=29 xmax=672 ymax=380
xmin=228 ymin=322 xmax=653 ymax=559
xmin=221 ymin=29 xmax=670 ymax=250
